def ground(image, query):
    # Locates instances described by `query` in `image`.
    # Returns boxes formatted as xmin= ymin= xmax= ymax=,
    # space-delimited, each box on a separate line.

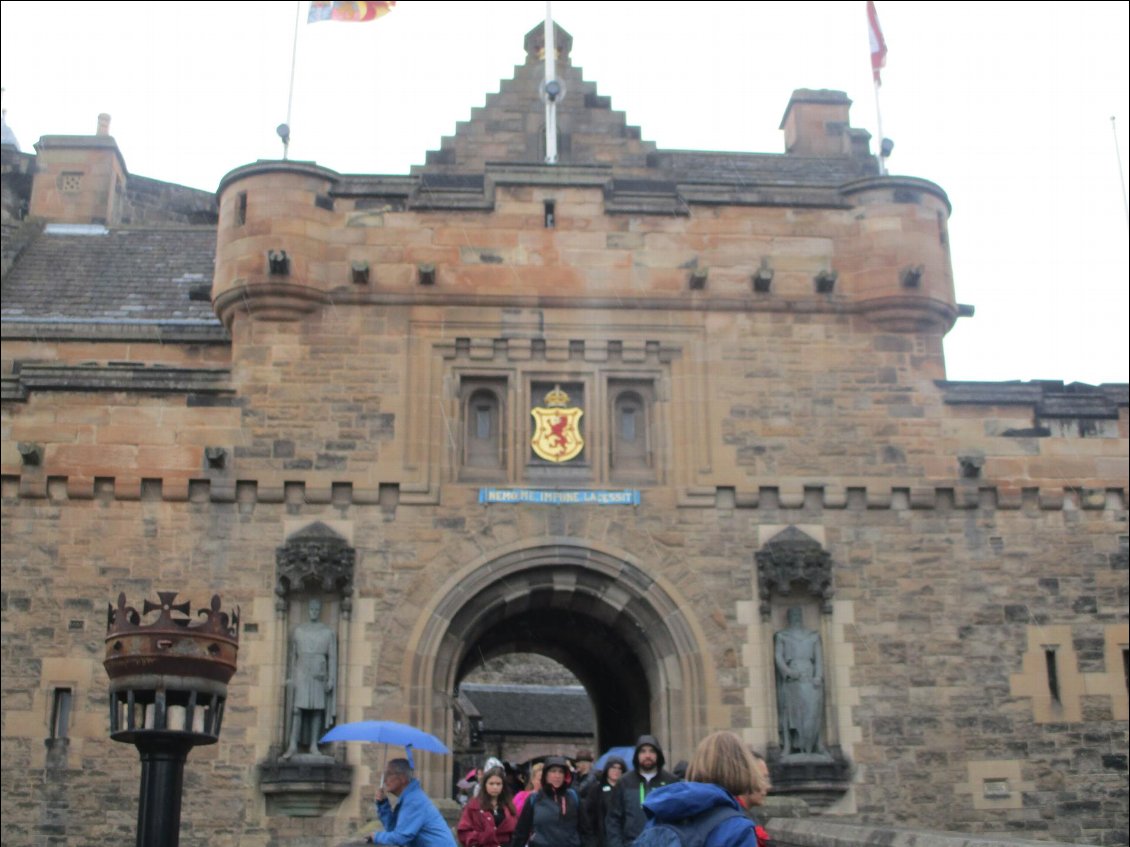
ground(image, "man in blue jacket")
xmin=369 ymin=759 xmax=457 ymax=846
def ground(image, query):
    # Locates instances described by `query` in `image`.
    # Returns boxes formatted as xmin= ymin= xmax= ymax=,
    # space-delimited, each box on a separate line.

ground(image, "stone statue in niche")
xmin=282 ymin=597 xmax=337 ymax=759
xmin=774 ymin=606 xmax=827 ymax=758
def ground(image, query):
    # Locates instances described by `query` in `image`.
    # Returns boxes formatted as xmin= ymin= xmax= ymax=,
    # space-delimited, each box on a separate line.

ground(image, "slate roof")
xmin=461 ymin=684 xmax=595 ymax=737
xmin=938 ymin=380 xmax=1129 ymax=417
xmin=647 ymin=150 xmax=878 ymax=188
xmin=1 ymin=225 xmax=225 ymax=340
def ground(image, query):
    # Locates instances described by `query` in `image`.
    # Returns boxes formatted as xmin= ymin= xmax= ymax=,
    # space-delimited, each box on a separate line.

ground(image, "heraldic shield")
xmin=531 ymin=385 xmax=585 ymax=463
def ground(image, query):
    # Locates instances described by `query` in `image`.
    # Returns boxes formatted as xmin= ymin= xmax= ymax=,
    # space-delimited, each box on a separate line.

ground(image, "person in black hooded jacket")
xmin=604 ymin=736 xmax=678 ymax=847
xmin=579 ymin=754 xmax=626 ymax=847
xmin=510 ymin=756 xmax=581 ymax=847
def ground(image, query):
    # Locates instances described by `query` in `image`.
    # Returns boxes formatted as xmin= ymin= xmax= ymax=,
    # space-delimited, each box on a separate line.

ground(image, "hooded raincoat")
xmin=579 ymin=754 xmax=627 ymax=847
xmin=510 ymin=756 xmax=582 ymax=847
xmin=640 ymin=781 xmax=757 ymax=847
xmin=604 ymin=736 xmax=678 ymax=847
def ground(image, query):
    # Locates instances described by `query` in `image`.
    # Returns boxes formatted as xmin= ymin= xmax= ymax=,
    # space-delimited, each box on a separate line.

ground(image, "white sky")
xmin=2 ymin=1 xmax=1127 ymax=386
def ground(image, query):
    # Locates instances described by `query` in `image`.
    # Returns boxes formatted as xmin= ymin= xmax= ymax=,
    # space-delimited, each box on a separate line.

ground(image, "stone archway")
xmin=404 ymin=539 xmax=715 ymax=793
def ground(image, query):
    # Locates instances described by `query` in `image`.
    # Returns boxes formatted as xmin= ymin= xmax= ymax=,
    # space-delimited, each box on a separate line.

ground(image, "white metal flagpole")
xmin=867 ymin=0 xmax=888 ymax=175
xmin=873 ymin=80 xmax=886 ymax=176
xmin=281 ymin=0 xmax=301 ymax=160
xmin=1113 ymin=116 xmax=1129 ymax=227
xmin=544 ymin=1 xmax=558 ymax=164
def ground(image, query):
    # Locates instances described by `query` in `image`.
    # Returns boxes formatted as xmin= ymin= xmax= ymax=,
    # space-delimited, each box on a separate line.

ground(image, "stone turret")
xmin=213 ymin=160 xmax=341 ymax=328
xmin=780 ymin=90 xmax=958 ymax=332
xmin=841 ymin=176 xmax=958 ymax=332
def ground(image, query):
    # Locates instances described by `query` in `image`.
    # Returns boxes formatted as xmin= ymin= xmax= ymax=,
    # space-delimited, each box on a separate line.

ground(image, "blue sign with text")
xmin=478 ymin=488 xmax=641 ymax=506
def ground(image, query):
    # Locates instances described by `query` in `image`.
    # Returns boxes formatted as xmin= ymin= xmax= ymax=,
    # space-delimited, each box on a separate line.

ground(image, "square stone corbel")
xmin=268 ymin=250 xmax=290 ymax=276
xmin=18 ymin=442 xmax=43 ymax=466
xmin=814 ymin=269 xmax=837 ymax=294
xmin=752 ymin=260 xmax=774 ymax=293
xmin=900 ymin=264 xmax=924 ymax=288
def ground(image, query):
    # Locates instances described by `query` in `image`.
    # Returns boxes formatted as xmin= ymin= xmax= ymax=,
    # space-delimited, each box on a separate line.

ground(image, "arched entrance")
xmin=404 ymin=540 xmax=715 ymax=793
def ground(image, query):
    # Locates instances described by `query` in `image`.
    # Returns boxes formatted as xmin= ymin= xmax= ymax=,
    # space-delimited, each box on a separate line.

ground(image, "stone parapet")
xmin=1 ymin=474 xmax=1124 ymax=513
xmin=3 ymin=362 xmax=232 ymax=399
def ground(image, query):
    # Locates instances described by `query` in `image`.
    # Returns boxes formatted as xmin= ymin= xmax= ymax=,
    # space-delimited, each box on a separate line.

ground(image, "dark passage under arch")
xmin=408 ymin=541 xmax=711 ymax=793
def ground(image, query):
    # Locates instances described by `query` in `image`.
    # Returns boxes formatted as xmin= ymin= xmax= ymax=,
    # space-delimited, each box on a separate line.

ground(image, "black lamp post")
xmin=104 ymin=592 xmax=240 ymax=847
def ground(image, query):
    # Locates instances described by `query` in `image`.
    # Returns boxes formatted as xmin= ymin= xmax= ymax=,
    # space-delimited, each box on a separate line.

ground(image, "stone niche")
xmin=756 ymin=527 xmax=851 ymax=808
xmin=258 ymin=522 xmax=356 ymax=817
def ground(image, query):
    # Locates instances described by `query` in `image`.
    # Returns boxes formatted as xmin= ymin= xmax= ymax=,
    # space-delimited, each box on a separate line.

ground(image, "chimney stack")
xmin=780 ymin=90 xmax=854 ymax=156
xmin=30 ymin=113 xmax=127 ymax=224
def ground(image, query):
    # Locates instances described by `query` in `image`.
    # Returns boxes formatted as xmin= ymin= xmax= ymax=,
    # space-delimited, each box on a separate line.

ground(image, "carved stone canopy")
xmin=275 ymin=522 xmax=355 ymax=613
xmin=755 ymin=527 xmax=834 ymax=619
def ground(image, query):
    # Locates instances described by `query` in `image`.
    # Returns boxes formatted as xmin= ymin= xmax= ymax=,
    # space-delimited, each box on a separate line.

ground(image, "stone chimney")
xmin=780 ymin=89 xmax=855 ymax=156
xmin=29 ymin=113 xmax=127 ymax=225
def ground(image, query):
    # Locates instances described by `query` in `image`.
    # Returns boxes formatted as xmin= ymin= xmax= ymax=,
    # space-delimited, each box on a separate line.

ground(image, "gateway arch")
xmin=404 ymin=539 xmax=717 ymax=791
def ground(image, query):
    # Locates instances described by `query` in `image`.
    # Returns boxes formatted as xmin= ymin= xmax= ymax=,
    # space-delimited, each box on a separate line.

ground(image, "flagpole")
xmin=544 ymin=1 xmax=558 ymax=165
xmin=1113 ymin=116 xmax=1129 ymax=227
xmin=283 ymin=0 xmax=301 ymax=160
xmin=873 ymin=80 xmax=886 ymax=176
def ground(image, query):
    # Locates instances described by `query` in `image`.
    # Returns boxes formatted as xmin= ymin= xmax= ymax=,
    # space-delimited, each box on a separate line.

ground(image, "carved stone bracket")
xmin=755 ymin=527 xmax=834 ymax=620
xmin=765 ymin=743 xmax=852 ymax=810
xmin=259 ymin=757 xmax=353 ymax=817
xmin=275 ymin=522 xmax=356 ymax=615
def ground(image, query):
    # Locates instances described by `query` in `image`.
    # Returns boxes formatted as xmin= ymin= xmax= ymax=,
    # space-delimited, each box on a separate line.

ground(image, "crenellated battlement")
xmin=2 ymin=473 xmax=1124 ymax=514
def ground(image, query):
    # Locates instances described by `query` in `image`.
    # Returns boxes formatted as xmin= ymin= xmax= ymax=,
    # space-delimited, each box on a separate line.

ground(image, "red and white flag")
xmin=867 ymin=0 xmax=888 ymax=85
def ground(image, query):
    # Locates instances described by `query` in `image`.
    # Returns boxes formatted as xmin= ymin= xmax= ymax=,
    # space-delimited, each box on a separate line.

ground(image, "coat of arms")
xmin=530 ymin=385 xmax=584 ymax=463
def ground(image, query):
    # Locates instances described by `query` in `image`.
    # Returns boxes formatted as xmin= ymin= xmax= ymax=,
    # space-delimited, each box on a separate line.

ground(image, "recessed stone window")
xmin=50 ymin=687 xmax=73 ymax=739
xmin=461 ymin=377 xmax=507 ymax=477
xmin=609 ymin=380 xmax=655 ymax=481
xmin=1045 ymin=647 xmax=1061 ymax=703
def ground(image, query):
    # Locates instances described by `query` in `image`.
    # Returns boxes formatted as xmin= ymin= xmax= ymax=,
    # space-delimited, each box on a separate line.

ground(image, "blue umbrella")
xmin=594 ymin=746 xmax=635 ymax=771
xmin=321 ymin=720 xmax=449 ymax=768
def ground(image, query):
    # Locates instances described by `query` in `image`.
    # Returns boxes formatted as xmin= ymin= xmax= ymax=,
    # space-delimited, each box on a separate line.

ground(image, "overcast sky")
xmin=2 ymin=1 xmax=1127 ymax=386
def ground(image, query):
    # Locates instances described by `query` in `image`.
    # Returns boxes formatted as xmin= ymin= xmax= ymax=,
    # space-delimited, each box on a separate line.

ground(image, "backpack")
xmin=633 ymin=805 xmax=746 ymax=847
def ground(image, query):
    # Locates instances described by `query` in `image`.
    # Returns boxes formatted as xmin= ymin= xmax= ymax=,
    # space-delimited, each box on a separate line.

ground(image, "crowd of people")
xmin=365 ymin=732 xmax=773 ymax=847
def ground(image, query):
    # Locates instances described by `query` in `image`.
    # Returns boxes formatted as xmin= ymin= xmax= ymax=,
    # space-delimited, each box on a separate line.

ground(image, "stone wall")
xmin=1 ymin=462 xmax=1126 ymax=844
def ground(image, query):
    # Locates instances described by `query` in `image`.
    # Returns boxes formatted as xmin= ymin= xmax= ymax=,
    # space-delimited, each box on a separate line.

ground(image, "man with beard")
xmin=605 ymin=736 xmax=678 ymax=847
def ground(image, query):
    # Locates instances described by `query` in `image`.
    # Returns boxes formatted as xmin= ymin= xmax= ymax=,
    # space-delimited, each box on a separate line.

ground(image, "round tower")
xmin=214 ymin=161 xmax=341 ymax=328
xmin=839 ymin=176 xmax=957 ymax=333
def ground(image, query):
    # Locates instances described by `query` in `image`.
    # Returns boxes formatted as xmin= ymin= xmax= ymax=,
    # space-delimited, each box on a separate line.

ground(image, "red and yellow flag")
xmin=308 ymin=1 xmax=395 ymax=24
